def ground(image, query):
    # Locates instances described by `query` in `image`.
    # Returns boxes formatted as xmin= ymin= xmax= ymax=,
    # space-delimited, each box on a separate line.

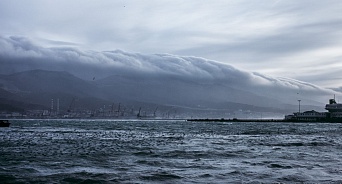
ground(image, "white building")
xmin=285 ymin=110 xmax=326 ymax=121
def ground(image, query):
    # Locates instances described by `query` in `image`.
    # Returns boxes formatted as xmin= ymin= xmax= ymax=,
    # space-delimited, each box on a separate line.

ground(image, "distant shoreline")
xmin=187 ymin=118 xmax=342 ymax=123
xmin=3 ymin=118 xmax=342 ymax=123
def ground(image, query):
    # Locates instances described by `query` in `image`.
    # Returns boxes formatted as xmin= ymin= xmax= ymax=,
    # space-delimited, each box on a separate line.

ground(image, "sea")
xmin=1 ymin=119 xmax=342 ymax=183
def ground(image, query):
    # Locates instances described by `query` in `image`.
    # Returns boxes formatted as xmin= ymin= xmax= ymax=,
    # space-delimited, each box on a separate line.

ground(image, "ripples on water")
xmin=1 ymin=120 xmax=342 ymax=183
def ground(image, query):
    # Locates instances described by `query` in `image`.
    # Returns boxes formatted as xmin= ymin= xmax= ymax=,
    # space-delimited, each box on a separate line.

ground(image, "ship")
xmin=285 ymin=97 xmax=342 ymax=122
xmin=0 ymin=120 xmax=10 ymax=127
xmin=325 ymin=98 xmax=342 ymax=122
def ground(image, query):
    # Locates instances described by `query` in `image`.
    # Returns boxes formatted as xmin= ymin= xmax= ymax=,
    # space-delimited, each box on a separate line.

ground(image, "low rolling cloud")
xmin=0 ymin=35 xmax=339 ymax=106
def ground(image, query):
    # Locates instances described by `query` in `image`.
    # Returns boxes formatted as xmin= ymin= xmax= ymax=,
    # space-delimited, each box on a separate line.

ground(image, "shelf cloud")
xmin=0 ymin=35 xmax=339 ymax=106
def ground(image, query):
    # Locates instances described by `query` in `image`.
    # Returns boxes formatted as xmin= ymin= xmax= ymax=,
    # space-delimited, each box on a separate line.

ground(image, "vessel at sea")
xmin=0 ymin=120 xmax=10 ymax=127
xmin=285 ymin=97 xmax=342 ymax=122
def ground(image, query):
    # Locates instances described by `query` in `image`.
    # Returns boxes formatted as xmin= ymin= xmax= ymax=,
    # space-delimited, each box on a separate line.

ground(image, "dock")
xmin=187 ymin=118 xmax=286 ymax=122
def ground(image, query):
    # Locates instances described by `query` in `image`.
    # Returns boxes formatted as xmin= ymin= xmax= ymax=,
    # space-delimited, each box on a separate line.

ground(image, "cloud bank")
xmin=0 ymin=35 xmax=339 ymax=107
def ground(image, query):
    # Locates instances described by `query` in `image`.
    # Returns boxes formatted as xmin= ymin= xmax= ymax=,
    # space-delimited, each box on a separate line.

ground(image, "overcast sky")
xmin=1 ymin=0 xmax=342 ymax=87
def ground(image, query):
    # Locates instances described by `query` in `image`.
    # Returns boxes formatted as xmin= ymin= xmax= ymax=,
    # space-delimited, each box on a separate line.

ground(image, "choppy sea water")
xmin=1 ymin=120 xmax=342 ymax=183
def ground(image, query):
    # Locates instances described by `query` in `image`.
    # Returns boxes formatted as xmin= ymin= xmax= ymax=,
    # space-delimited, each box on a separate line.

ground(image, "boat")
xmin=0 ymin=120 xmax=10 ymax=127
xmin=284 ymin=97 xmax=342 ymax=122
xmin=325 ymin=98 xmax=342 ymax=122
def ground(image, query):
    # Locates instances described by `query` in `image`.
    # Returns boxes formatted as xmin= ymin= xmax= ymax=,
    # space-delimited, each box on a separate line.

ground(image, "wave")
xmin=139 ymin=171 xmax=182 ymax=181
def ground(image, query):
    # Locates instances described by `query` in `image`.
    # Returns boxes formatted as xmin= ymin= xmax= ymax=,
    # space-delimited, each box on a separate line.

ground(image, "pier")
xmin=187 ymin=118 xmax=285 ymax=122
xmin=186 ymin=118 xmax=342 ymax=123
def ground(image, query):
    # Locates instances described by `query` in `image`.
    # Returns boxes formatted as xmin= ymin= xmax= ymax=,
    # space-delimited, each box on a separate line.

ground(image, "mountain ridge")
xmin=0 ymin=69 xmax=326 ymax=118
xmin=0 ymin=36 xmax=339 ymax=117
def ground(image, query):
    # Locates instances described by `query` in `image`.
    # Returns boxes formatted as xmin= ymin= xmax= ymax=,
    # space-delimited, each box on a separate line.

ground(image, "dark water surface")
xmin=1 ymin=120 xmax=342 ymax=183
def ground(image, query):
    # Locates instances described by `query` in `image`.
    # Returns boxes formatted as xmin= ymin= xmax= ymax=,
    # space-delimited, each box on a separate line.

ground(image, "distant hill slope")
xmin=0 ymin=36 xmax=339 ymax=116
xmin=1 ymin=70 xmax=99 ymax=96
xmin=0 ymin=70 xmax=107 ymax=112
xmin=0 ymin=69 xmax=325 ymax=116
xmin=96 ymin=74 xmax=290 ymax=110
xmin=0 ymin=88 xmax=46 ymax=112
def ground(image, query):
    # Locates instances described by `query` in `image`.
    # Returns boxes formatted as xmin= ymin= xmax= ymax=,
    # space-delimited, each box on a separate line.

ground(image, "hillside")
xmin=0 ymin=37 xmax=339 ymax=118
xmin=0 ymin=69 xmax=328 ymax=118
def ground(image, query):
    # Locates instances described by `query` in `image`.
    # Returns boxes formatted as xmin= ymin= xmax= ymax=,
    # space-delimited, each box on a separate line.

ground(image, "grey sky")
xmin=1 ymin=0 xmax=342 ymax=87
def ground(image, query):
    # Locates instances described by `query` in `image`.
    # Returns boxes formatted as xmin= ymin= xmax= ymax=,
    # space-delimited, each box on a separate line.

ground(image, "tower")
xmin=57 ymin=99 xmax=60 ymax=115
xmin=51 ymin=99 xmax=54 ymax=115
